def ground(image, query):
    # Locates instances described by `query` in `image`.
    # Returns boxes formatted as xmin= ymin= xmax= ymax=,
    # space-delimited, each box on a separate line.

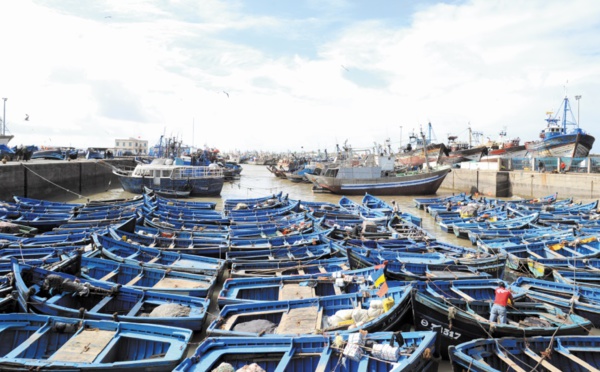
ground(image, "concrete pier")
xmin=441 ymin=168 xmax=600 ymax=200
xmin=0 ymin=159 xmax=135 ymax=201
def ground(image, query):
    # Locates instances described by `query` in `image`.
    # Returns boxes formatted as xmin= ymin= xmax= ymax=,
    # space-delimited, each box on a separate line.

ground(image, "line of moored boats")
xmin=1 ymin=189 xmax=600 ymax=371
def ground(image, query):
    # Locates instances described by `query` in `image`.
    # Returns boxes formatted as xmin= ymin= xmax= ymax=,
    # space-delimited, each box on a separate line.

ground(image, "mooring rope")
xmin=20 ymin=163 xmax=86 ymax=199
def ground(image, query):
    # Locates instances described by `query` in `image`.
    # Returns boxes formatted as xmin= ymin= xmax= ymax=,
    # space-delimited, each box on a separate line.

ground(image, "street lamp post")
xmin=575 ymin=95 xmax=582 ymax=127
xmin=2 ymin=98 xmax=6 ymax=136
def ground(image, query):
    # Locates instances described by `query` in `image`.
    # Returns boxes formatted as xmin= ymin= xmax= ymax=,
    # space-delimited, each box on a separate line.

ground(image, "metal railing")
xmin=499 ymin=156 xmax=600 ymax=173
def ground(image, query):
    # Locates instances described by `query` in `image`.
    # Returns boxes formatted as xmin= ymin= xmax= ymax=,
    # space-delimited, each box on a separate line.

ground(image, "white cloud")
xmin=1 ymin=0 xmax=599 ymax=153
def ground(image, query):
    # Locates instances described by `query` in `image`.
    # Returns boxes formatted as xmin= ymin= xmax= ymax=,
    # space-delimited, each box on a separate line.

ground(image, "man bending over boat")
xmin=489 ymin=282 xmax=513 ymax=324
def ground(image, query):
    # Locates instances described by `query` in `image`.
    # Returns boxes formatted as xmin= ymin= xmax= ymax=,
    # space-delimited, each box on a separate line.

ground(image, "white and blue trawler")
xmin=113 ymin=157 xmax=224 ymax=196
xmin=525 ymin=95 xmax=595 ymax=159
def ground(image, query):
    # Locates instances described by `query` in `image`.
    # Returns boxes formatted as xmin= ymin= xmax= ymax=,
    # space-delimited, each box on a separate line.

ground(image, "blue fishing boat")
xmin=229 ymin=257 xmax=351 ymax=278
xmin=451 ymin=213 xmax=539 ymax=239
xmin=0 ymin=313 xmax=192 ymax=371
xmin=218 ymin=264 xmax=388 ymax=308
xmin=414 ymin=192 xmax=469 ymax=210
xmin=223 ymin=192 xmax=284 ymax=210
xmin=92 ymin=233 xmax=225 ymax=276
xmin=225 ymin=242 xmax=337 ymax=263
xmin=411 ymin=279 xmax=592 ymax=359
xmin=13 ymin=261 xmax=210 ymax=331
xmin=511 ymin=276 xmax=600 ymax=327
xmin=55 ymin=254 xmax=216 ymax=298
xmin=449 ymin=335 xmax=600 ymax=372
xmin=143 ymin=193 xmax=216 ymax=210
xmin=208 ymin=284 xmax=413 ymax=337
xmin=175 ymin=331 xmax=440 ymax=372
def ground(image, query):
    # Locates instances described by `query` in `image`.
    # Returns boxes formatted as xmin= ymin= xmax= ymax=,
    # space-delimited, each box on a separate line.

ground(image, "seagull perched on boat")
xmin=24 ymin=114 xmax=29 ymax=121
xmin=223 ymin=91 xmax=229 ymax=98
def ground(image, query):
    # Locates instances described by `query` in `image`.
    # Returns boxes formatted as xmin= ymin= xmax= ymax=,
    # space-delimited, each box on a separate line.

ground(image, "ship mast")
xmin=421 ymin=130 xmax=431 ymax=172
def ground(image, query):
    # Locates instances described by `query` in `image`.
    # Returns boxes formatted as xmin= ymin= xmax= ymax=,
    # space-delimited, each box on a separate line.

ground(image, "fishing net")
xmin=43 ymin=274 xmax=91 ymax=296
xmin=211 ymin=363 xmax=234 ymax=372
xmin=148 ymin=303 xmax=191 ymax=318
xmin=232 ymin=319 xmax=277 ymax=334
xmin=236 ymin=363 xmax=266 ymax=372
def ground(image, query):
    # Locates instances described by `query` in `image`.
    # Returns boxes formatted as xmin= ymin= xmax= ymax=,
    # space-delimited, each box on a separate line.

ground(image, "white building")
xmin=114 ymin=137 xmax=148 ymax=156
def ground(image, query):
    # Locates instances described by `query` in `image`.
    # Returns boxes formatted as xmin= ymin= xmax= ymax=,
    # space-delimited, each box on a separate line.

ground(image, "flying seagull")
xmin=341 ymin=65 xmax=349 ymax=71
xmin=24 ymin=114 xmax=29 ymax=121
xmin=223 ymin=91 xmax=229 ymax=98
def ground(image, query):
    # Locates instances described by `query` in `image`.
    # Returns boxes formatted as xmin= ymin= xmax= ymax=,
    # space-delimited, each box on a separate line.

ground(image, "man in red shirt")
xmin=489 ymin=282 xmax=513 ymax=324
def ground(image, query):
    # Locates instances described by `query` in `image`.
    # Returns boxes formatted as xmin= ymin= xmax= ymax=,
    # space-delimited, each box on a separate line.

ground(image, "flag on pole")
xmin=369 ymin=263 xmax=388 ymax=296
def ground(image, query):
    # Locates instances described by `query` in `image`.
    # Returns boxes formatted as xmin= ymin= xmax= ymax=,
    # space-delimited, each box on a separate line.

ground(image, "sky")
xmin=1 ymin=0 xmax=600 ymax=154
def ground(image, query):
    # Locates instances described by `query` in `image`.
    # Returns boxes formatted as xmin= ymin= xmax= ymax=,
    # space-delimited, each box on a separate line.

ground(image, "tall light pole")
xmin=575 ymin=95 xmax=582 ymax=127
xmin=2 ymin=98 xmax=6 ymax=135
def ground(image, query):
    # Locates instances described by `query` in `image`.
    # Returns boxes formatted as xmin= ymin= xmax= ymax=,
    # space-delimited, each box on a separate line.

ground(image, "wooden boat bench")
xmin=50 ymin=329 xmax=116 ymax=363
xmin=279 ymin=283 xmax=315 ymax=301
xmin=555 ymin=346 xmax=600 ymax=372
xmin=153 ymin=277 xmax=207 ymax=289
xmin=522 ymin=347 xmax=561 ymax=372
xmin=99 ymin=269 xmax=120 ymax=282
xmin=275 ymin=306 xmax=320 ymax=335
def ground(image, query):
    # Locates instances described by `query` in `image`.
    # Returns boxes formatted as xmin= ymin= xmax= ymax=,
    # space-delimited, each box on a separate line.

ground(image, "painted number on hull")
xmin=420 ymin=319 xmax=461 ymax=340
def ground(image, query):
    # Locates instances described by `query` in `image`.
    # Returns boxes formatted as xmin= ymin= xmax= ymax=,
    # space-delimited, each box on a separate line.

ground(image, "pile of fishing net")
xmin=232 ymin=319 xmax=277 ymax=334
xmin=211 ymin=362 xmax=266 ymax=372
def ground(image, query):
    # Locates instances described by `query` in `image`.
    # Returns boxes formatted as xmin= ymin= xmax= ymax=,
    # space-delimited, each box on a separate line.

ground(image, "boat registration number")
xmin=420 ymin=319 xmax=462 ymax=340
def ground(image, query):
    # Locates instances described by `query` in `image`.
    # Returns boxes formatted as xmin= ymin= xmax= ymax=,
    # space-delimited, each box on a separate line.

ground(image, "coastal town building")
xmin=114 ymin=137 xmax=148 ymax=156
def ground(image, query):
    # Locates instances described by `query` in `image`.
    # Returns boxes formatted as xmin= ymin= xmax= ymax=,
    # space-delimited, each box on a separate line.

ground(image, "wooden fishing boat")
xmin=511 ymin=277 xmax=600 ymax=327
xmin=54 ymin=254 xmax=216 ymax=298
xmin=451 ymin=213 xmax=539 ymax=239
xmin=92 ymin=233 xmax=225 ymax=276
xmin=13 ymin=261 xmax=210 ymax=331
xmin=223 ymin=192 xmax=284 ymax=210
xmin=208 ymin=284 xmax=413 ymax=337
xmin=108 ymin=227 xmax=229 ymax=257
xmin=175 ymin=331 xmax=440 ymax=372
xmin=229 ymin=257 xmax=351 ymax=278
xmin=143 ymin=185 xmax=191 ymax=198
xmin=412 ymin=279 xmax=592 ymax=359
xmin=144 ymin=193 xmax=216 ymax=210
xmin=449 ymin=335 xmax=600 ymax=372
xmin=0 ymin=313 xmax=192 ymax=371
xmin=218 ymin=264 xmax=388 ymax=308
xmin=225 ymin=242 xmax=338 ymax=263
xmin=414 ymin=193 xmax=469 ymax=210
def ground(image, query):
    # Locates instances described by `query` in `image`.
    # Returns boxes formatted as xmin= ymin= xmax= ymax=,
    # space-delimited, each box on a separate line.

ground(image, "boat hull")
xmin=308 ymin=167 xmax=451 ymax=196
xmin=412 ymin=291 xmax=590 ymax=360
xmin=117 ymin=176 xmax=223 ymax=196
xmin=525 ymin=132 xmax=595 ymax=158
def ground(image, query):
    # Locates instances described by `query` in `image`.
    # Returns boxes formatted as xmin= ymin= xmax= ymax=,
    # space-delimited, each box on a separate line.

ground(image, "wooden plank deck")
xmin=276 ymin=306 xmax=319 ymax=335
xmin=153 ymin=277 xmax=208 ymax=289
xmin=279 ymin=283 xmax=315 ymax=301
xmin=50 ymin=329 xmax=115 ymax=363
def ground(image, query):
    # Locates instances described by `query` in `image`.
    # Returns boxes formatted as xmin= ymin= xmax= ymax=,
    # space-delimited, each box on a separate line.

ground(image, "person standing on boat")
xmin=391 ymin=200 xmax=399 ymax=214
xmin=489 ymin=282 xmax=513 ymax=324
xmin=538 ymin=160 xmax=545 ymax=173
